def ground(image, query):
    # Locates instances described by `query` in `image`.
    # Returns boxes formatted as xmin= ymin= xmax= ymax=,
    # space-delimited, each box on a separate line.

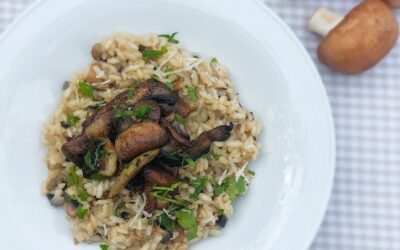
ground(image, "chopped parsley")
xmin=211 ymin=57 xmax=218 ymax=64
xmin=164 ymin=82 xmax=174 ymax=90
xmin=78 ymin=192 xmax=89 ymax=202
xmin=214 ymin=175 xmax=246 ymax=200
xmin=164 ymin=68 xmax=173 ymax=75
xmin=150 ymin=182 xmax=185 ymax=207
xmin=157 ymin=212 xmax=174 ymax=231
xmin=175 ymin=209 xmax=198 ymax=240
xmin=76 ymin=206 xmax=88 ymax=219
xmin=141 ymin=46 xmax=168 ymax=60
xmin=66 ymin=166 xmax=80 ymax=188
xmin=151 ymin=73 xmax=160 ymax=80
xmin=189 ymin=176 xmax=208 ymax=200
xmin=127 ymin=88 xmax=135 ymax=99
xmin=247 ymin=169 xmax=256 ymax=176
xmin=174 ymin=114 xmax=188 ymax=125
xmin=84 ymin=142 xmax=107 ymax=171
xmin=217 ymin=209 xmax=225 ymax=216
xmin=100 ymin=244 xmax=109 ymax=250
xmin=88 ymin=173 xmax=110 ymax=180
xmin=185 ymin=85 xmax=198 ymax=102
xmin=202 ymin=151 xmax=220 ymax=161
xmin=64 ymin=113 xmax=80 ymax=127
xmin=78 ymin=81 xmax=94 ymax=98
xmin=158 ymin=32 xmax=179 ymax=44
xmin=183 ymin=157 xmax=196 ymax=168
xmin=115 ymin=105 xmax=150 ymax=120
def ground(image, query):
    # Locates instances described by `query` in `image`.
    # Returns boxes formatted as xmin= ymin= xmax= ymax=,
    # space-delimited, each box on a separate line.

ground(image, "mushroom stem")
xmin=308 ymin=8 xmax=344 ymax=37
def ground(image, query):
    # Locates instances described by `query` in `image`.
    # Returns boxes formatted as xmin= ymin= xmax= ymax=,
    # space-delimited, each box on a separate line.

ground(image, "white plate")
xmin=0 ymin=0 xmax=335 ymax=249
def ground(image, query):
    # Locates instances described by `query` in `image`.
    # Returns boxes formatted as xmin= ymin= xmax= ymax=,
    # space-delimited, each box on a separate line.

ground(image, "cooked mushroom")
xmin=144 ymin=182 xmax=156 ymax=212
xmin=142 ymin=163 xmax=177 ymax=187
xmin=91 ymin=43 xmax=104 ymax=61
xmin=131 ymin=80 xmax=179 ymax=106
xmin=108 ymin=149 xmax=160 ymax=198
xmin=308 ymin=0 xmax=399 ymax=74
xmin=165 ymin=123 xmax=191 ymax=148
xmin=115 ymin=121 xmax=169 ymax=162
xmin=61 ymin=136 xmax=117 ymax=178
xmin=383 ymin=0 xmax=400 ymax=8
xmin=134 ymin=100 xmax=161 ymax=122
xmin=185 ymin=124 xmax=233 ymax=159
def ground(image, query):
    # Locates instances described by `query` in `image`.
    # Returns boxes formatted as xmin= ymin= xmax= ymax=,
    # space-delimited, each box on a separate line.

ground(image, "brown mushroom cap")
xmin=383 ymin=0 xmax=400 ymax=8
xmin=318 ymin=0 xmax=399 ymax=74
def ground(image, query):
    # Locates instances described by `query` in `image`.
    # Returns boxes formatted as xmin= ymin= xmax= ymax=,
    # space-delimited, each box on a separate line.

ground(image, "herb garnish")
xmin=189 ymin=176 xmax=208 ymax=200
xmin=66 ymin=166 xmax=80 ymax=188
xmin=115 ymin=105 xmax=150 ymax=120
xmin=150 ymin=182 xmax=186 ymax=207
xmin=174 ymin=114 xmax=188 ymax=125
xmin=84 ymin=142 xmax=107 ymax=171
xmin=236 ymin=176 xmax=246 ymax=193
xmin=64 ymin=113 xmax=80 ymax=127
xmin=159 ymin=32 xmax=179 ymax=44
xmin=211 ymin=57 xmax=218 ymax=64
xmin=175 ymin=209 xmax=198 ymax=240
xmin=88 ymin=173 xmax=110 ymax=180
xmin=78 ymin=192 xmax=89 ymax=202
xmin=164 ymin=82 xmax=174 ymax=90
xmin=202 ymin=151 xmax=220 ymax=161
xmin=151 ymin=73 xmax=160 ymax=81
xmin=76 ymin=205 xmax=88 ymax=219
xmin=217 ymin=209 xmax=224 ymax=216
xmin=157 ymin=212 xmax=174 ymax=231
xmin=141 ymin=46 xmax=168 ymax=60
xmin=183 ymin=157 xmax=196 ymax=168
xmin=247 ymin=169 xmax=256 ymax=176
xmin=127 ymin=88 xmax=135 ymax=99
xmin=185 ymin=85 xmax=198 ymax=102
xmin=78 ymin=81 xmax=94 ymax=98
xmin=214 ymin=175 xmax=246 ymax=200
xmin=100 ymin=244 xmax=109 ymax=250
xmin=164 ymin=68 xmax=173 ymax=75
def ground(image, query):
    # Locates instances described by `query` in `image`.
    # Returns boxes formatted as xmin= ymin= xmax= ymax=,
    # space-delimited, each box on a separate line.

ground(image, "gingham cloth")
xmin=1 ymin=0 xmax=399 ymax=249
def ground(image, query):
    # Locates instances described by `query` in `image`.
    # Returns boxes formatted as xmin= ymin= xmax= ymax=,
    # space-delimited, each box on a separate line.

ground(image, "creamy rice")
xmin=42 ymin=33 xmax=261 ymax=250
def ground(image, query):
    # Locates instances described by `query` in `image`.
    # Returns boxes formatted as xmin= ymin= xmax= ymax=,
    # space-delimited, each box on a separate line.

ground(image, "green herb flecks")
xmin=236 ymin=176 xmax=246 ymax=193
xmin=115 ymin=105 xmax=150 ymax=120
xmin=247 ymin=169 xmax=256 ymax=176
xmin=157 ymin=212 xmax=174 ymax=231
xmin=185 ymin=85 xmax=198 ymax=102
xmin=159 ymin=32 xmax=179 ymax=44
xmin=202 ymin=151 xmax=220 ymax=161
xmin=174 ymin=114 xmax=188 ymax=125
xmin=151 ymin=73 xmax=160 ymax=81
xmin=164 ymin=82 xmax=174 ymax=90
xmin=66 ymin=166 xmax=80 ymax=188
xmin=78 ymin=192 xmax=89 ymax=202
xmin=183 ymin=157 xmax=196 ymax=168
xmin=141 ymin=46 xmax=168 ymax=60
xmin=76 ymin=206 xmax=88 ymax=219
xmin=84 ymin=141 xmax=107 ymax=171
xmin=214 ymin=175 xmax=247 ymax=200
xmin=100 ymin=244 xmax=109 ymax=250
xmin=78 ymin=81 xmax=94 ymax=98
xmin=150 ymin=182 xmax=185 ymax=207
xmin=189 ymin=176 xmax=208 ymax=200
xmin=164 ymin=68 xmax=173 ymax=75
xmin=211 ymin=57 xmax=218 ymax=64
xmin=127 ymin=88 xmax=135 ymax=99
xmin=88 ymin=173 xmax=111 ymax=181
xmin=64 ymin=113 xmax=80 ymax=127
xmin=217 ymin=209 xmax=224 ymax=216
xmin=175 ymin=209 xmax=198 ymax=240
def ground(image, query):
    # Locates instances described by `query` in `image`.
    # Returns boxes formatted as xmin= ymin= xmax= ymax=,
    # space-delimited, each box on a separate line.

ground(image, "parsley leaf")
xmin=174 ymin=114 xmax=188 ymax=125
xmin=157 ymin=212 xmax=174 ymax=231
xmin=65 ymin=114 xmax=80 ymax=127
xmin=202 ymin=151 xmax=220 ymax=161
xmin=159 ymin=32 xmax=179 ymax=44
xmin=151 ymin=73 xmax=160 ymax=80
xmin=84 ymin=142 xmax=107 ymax=171
xmin=175 ymin=209 xmax=198 ymax=240
xmin=236 ymin=176 xmax=246 ymax=193
xmin=76 ymin=206 xmax=88 ymax=219
xmin=115 ymin=105 xmax=150 ymax=120
xmin=127 ymin=88 xmax=135 ymax=99
xmin=78 ymin=81 xmax=94 ymax=98
xmin=88 ymin=173 xmax=110 ymax=180
xmin=185 ymin=85 xmax=198 ymax=102
xmin=66 ymin=166 xmax=80 ymax=188
xmin=164 ymin=68 xmax=173 ymax=75
xmin=247 ymin=169 xmax=256 ymax=176
xmin=141 ymin=46 xmax=168 ymax=60
xmin=189 ymin=176 xmax=208 ymax=200
xmin=100 ymin=244 xmax=109 ymax=250
xmin=78 ymin=192 xmax=89 ymax=202
xmin=217 ymin=209 xmax=224 ymax=216
xmin=84 ymin=151 xmax=95 ymax=170
xmin=164 ymin=82 xmax=174 ymax=90
xmin=183 ymin=157 xmax=196 ymax=168
xmin=211 ymin=57 xmax=218 ymax=64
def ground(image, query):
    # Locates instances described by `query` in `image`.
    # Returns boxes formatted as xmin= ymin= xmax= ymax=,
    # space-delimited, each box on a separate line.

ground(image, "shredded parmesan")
xmin=218 ymin=170 xmax=228 ymax=185
xmin=129 ymin=193 xmax=147 ymax=227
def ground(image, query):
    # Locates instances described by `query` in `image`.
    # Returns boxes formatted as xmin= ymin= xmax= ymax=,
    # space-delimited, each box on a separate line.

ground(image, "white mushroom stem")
xmin=308 ymin=8 xmax=344 ymax=37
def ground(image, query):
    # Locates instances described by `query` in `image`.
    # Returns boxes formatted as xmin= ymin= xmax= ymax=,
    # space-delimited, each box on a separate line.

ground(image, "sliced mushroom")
xmin=97 ymin=139 xmax=117 ymax=176
xmin=91 ymin=43 xmax=104 ymax=61
xmin=61 ymin=135 xmax=96 ymax=168
xmin=383 ymin=0 xmax=400 ymax=8
xmin=142 ymin=163 xmax=177 ymax=187
xmin=108 ymin=149 xmax=160 ymax=198
xmin=144 ymin=182 xmax=156 ymax=212
xmin=115 ymin=121 xmax=169 ymax=162
xmin=185 ymin=124 xmax=233 ymax=159
xmin=165 ymin=123 xmax=191 ymax=147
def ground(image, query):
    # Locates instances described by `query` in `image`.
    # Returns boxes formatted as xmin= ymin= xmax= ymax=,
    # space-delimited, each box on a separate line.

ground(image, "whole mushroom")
xmin=383 ymin=0 xmax=400 ymax=8
xmin=308 ymin=0 xmax=399 ymax=74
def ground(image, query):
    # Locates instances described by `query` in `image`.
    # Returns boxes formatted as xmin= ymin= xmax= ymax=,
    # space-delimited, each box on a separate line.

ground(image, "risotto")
xmin=42 ymin=32 xmax=261 ymax=250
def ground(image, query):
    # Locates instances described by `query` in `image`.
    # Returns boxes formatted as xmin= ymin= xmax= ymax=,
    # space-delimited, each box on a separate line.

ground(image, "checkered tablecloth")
xmin=1 ymin=0 xmax=399 ymax=249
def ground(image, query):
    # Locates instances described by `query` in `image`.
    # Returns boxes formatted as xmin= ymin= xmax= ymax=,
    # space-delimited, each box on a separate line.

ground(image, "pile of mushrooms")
xmin=61 ymin=79 xmax=232 ymax=211
xmin=308 ymin=0 xmax=399 ymax=74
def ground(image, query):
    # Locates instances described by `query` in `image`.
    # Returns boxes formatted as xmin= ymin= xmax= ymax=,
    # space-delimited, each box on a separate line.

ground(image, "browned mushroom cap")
xmin=142 ymin=163 xmax=177 ymax=187
xmin=115 ymin=121 xmax=169 ymax=162
xmin=165 ymin=123 xmax=191 ymax=147
xmin=383 ymin=0 xmax=400 ymax=8
xmin=91 ymin=43 xmax=103 ymax=61
xmin=317 ymin=0 xmax=399 ymax=74
xmin=132 ymin=80 xmax=179 ymax=105
xmin=61 ymin=135 xmax=95 ymax=168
